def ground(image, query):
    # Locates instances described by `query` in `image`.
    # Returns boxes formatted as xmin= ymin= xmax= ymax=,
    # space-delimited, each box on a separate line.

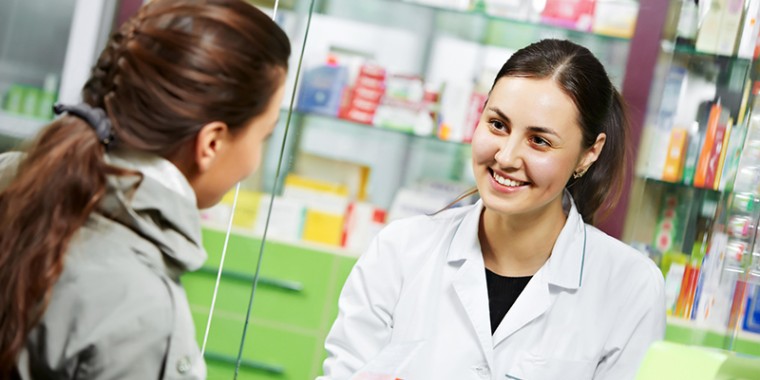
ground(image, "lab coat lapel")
xmin=452 ymin=258 xmax=494 ymax=369
xmin=448 ymin=201 xmax=494 ymax=369
xmin=491 ymin=268 xmax=553 ymax=346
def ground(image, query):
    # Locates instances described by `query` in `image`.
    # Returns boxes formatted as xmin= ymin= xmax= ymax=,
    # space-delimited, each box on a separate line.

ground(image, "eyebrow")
xmin=486 ymin=106 xmax=560 ymax=137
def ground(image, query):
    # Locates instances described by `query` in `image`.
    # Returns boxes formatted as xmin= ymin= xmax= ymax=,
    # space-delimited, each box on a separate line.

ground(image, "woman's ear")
xmin=576 ymin=133 xmax=607 ymax=173
xmin=194 ymin=121 xmax=229 ymax=173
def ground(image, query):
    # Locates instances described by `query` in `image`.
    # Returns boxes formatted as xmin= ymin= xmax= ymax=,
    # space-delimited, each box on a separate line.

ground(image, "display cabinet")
xmin=623 ymin=0 xmax=760 ymax=358
xmin=0 ymin=0 xmax=120 ymax=150
xmin=186 ymin=0 xmax=643 ymax=378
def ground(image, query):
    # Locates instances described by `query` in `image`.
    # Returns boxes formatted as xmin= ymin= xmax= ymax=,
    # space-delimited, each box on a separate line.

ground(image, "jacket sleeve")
xmin=18 ymin=253 xmax=174 ymax=380
xmin=319 ymin=229 xmax=404 ymax=380
xmin=594 ymin=264 xmax=666 ymax=380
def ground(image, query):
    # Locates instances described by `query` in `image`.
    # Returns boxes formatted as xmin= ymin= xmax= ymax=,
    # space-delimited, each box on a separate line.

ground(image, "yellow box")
xmin=302 ymin=210 xmax=344 ymax=246
xmin=220 ymin=190 xmax=262 ymax=229
xmin=662 ymin=128 xmax=688 ymax=183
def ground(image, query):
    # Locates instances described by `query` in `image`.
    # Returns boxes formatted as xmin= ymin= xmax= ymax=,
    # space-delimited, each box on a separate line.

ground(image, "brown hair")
xmin=0 ymin=0 xmax=290 ymax=374
xmin=492 ymin=39 xmax=629 ymax=224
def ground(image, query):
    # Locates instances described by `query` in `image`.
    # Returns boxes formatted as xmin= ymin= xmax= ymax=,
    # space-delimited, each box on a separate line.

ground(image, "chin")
xmin=197 ymin=194 xmax=223 ymax=210
xmin=480 ymin=193 xmax=520 ymax=214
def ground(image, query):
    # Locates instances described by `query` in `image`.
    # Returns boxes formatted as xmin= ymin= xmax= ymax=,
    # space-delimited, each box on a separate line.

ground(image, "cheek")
xmin=528 ymin=154 xmax=573 ymax=185
xmin=241 ymin=142 xmax=264 ymax=176
xmin=470 ymin=126 xmax=495 ymax=164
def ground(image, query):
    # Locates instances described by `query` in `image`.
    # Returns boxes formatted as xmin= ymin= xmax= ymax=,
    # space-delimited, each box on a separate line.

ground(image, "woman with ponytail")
xmin=0 ymin=0 xmax=290 ymax=378
xmin=321 ymin=39 xmax=664 ymax=380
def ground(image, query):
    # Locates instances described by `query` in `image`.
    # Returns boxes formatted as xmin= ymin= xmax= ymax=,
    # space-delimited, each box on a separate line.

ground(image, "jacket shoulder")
xmin=25 ymin=226 xmax=174 ymax=377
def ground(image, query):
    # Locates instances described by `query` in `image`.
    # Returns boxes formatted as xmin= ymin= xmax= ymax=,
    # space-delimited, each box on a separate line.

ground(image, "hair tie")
xmin=53 ymin=103 xmax=115 ymax=148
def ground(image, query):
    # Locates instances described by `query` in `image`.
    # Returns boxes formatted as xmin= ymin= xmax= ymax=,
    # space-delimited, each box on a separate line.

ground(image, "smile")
xmin=491 ymin=170 xmax=527 ymax=187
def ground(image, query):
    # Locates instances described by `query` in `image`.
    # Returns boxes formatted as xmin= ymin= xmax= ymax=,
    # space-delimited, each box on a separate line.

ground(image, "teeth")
xmin=493 ymin=172 xmax=524 ymax=187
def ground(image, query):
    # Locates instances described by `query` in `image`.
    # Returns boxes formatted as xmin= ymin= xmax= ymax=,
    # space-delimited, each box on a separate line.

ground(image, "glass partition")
xmin=189 ymin=0 xmax=641 ymax=378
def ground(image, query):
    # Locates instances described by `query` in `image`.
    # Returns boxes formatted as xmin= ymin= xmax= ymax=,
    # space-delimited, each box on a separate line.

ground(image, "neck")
xmin=479 ymin=199 xmax=566 ymax=277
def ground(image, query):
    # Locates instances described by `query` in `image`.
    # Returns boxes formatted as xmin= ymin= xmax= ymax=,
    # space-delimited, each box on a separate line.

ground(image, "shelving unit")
xmin=623 ymin=0 xmax=760 ymax=359
xmin=0 ymin=0 xmax=118 ymax=146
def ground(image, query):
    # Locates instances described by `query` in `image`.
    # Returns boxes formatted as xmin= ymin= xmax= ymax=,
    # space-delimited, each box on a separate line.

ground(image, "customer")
xmin=0 ymin=0 xmax=289 ymax=378
xmin=320 ymin=39 xmax=665 ymax=380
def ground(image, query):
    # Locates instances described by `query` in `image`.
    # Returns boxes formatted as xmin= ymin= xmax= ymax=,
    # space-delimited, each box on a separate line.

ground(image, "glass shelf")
xmin=639 ymin=175 xmax=724 ymax=194
xmin=663 ymin=40 xmax=754 ymax=63
xmin=284 ymin=108 xmax=473 ymax=147
xmin=387 ymin=0 xmax=632 ymax=42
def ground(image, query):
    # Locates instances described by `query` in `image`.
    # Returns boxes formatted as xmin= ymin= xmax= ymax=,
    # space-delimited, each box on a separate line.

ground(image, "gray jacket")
xmin=1 ymin=151 xmax=207 ymax=379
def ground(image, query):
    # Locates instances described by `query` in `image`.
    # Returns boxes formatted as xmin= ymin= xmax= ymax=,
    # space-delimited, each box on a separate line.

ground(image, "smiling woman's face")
xmin=471 ymin=76 xmax=598 ymax=220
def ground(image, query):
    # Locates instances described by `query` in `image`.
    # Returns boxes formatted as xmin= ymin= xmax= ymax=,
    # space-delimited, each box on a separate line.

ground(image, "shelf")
xmin=0 ymin=111 xmax=47 ymax=140
xmin=284 ymin=108 xmax=473 ymax=148
xmin=201 ymin=222 xmax=362 ymax=258
xmin=388 ymin=0 xmax=631 ymax=42
xmin=638 ymin=175 xmax=723 ymax=194
xmin=662 ymin=40 xmax=754 ymax=63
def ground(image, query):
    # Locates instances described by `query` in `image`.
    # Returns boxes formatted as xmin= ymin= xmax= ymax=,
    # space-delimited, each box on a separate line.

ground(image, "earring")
xmin=573 ymin=167 xmax=588 ymax=179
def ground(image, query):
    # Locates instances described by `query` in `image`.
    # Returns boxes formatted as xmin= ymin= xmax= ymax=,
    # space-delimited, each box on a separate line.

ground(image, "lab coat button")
xmin=474 ymin=365 xmax=490 ymax=378
xmin=176 ymin=356 xmax=192 ymax=374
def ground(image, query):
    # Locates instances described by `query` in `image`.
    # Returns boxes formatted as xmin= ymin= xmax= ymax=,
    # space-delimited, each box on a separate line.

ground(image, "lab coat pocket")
xmin=351 ymin=340 xmax=425 ymax=380
xmin=506 ymin=353 xmax=596 ymax=380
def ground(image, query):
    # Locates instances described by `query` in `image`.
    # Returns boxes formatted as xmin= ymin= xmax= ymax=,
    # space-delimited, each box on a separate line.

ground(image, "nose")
xmin=493 ymin=136 xmax=524 ymax=169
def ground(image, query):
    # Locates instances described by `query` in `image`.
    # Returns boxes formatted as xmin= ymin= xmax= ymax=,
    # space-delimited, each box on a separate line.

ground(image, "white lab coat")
xmin=320 ymin=192 xmax=665 ymax=380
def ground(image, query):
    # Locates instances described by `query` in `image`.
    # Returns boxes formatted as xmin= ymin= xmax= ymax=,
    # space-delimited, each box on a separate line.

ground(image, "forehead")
xmin=488 ymin=77 xmax=580 ymax=132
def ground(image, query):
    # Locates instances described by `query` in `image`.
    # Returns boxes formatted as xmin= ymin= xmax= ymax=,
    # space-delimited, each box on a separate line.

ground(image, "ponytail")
xmin=568 ymin=88 xmax=630 ymax=224
xmin=0 ymin=118 xmax=130 ymax=376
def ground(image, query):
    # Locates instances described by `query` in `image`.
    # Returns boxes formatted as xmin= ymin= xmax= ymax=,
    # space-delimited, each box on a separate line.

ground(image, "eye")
xmin=530 ymin=135 xmax=551 ymax=147
xmin=489 ymin=119 xmax=507 ymax=132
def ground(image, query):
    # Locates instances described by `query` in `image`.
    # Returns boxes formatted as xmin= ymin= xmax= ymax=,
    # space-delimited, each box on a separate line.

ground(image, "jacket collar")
xmin=447 ymin=190 xmax=587 ymax=289
xmin=99 ymin=152 xmax=206 ymax=273
xmin=0 ymin=151 xmax=206 ymax=273
xmin=111 ymin=149 xmax=196 ymax=202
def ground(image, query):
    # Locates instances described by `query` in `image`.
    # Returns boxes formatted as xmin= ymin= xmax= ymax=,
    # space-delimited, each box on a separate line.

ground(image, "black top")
xmin=485 ymin=268 xmax=532 ymax=334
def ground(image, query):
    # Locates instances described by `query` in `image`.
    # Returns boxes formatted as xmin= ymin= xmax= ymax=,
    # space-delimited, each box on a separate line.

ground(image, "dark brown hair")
xmin=492 ymin=39 xmax=629 ymax=224
xmin=0 ymin=0 xmax=290 ymax=374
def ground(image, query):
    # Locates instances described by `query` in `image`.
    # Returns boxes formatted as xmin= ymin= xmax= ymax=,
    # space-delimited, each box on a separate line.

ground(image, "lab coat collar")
xmin=446 ymin=190 xmax=587 ymax=290
xmin=546 ymin=190 xmax=587 ymax=290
